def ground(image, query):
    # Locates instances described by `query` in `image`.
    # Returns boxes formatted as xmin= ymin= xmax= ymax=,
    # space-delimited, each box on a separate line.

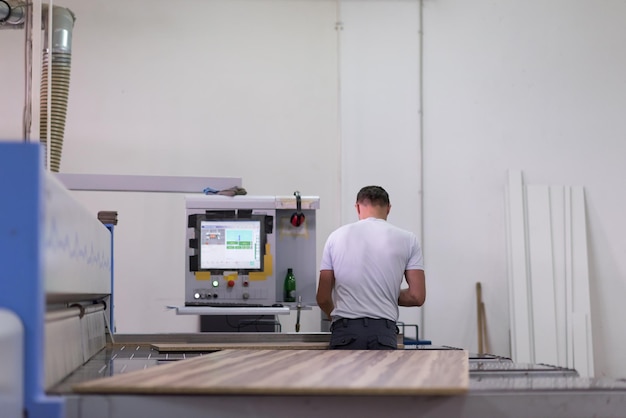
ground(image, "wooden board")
xmin=73 ymin=349 xmax=469 ymax=395
xmin=152 ymin=342 xmax=331 ymax=351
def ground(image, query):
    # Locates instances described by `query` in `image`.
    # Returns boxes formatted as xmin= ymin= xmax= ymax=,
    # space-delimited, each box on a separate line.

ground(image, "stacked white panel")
xmin=506 ymin=171 xmax=594 ymax=377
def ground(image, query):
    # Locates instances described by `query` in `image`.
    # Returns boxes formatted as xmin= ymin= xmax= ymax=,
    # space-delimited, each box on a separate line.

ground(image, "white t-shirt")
xmin=320 ymin=217 xmax=424 ymax=322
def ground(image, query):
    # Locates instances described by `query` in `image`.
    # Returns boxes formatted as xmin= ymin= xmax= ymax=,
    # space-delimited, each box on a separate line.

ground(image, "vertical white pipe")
xmin=46 ymin=0 xmax=53 ymax=172
xmin=22 ymin=1 xmax=32 ymax=141
xmin=31 ymin=0 xmax=42 ymax=147
xmin=335 ymin=0 xmax=343 ymax=227
xmin=418 ymin=0 xmax=426 ymax=340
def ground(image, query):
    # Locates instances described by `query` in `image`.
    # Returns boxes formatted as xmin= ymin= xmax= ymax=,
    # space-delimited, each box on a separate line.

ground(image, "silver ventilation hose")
xmin=40 ymin=6 xmax=75 ymax=172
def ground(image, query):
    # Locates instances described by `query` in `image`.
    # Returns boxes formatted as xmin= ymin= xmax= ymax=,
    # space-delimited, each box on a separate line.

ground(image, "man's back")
xmin=316 ymin=185 xmax=426 ymax=350
xmin=321 ymin=217 xmax=423 ymax=322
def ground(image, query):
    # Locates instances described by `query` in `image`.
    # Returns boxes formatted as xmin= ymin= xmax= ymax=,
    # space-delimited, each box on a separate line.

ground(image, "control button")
xmin=242 ymin=292 xmax=249 ymax=300
xmin=212 ymin=280 xmax=219 ymax=288
xmin=227 ymin=280 xmax=235 ymax=288
xmin=243 ymin=280 xmax=249 ymax=287
xmin=213 ymin=293 xmax=218 ymax=298
xmin=194 ymin=292 xmax=201 ymax=300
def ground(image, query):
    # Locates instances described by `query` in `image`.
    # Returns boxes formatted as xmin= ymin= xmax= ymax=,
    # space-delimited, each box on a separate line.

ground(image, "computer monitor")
xmin=196 ymin=218 xmax=264 ymax=272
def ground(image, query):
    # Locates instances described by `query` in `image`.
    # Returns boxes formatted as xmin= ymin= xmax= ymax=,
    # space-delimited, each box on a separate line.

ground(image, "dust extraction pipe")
xmin=40 ymin=5 xmax=75 ymax=172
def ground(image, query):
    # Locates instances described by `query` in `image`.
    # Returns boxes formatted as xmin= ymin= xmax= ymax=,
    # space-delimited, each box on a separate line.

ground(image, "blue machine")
xmin=0 ymin=142 xmax=114 ymax=418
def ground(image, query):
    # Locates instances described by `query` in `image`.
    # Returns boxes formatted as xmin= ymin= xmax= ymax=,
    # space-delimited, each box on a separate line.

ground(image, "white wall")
xmin=423 ymin=0 xmax=626 ymax=378
xmin=3 ymin=0 xmax=626 ymax=378
xmin=1 ymin=0 xmax=342 ymax=333
xmin=62 ymin=0 xmax=340 ymax=333
xmin=1 ymin=0 xmax=425 ymax=336
xmin=339 ymin=0 xmax=422 ymax=336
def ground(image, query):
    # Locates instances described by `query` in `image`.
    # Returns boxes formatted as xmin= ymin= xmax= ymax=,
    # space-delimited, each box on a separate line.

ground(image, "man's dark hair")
xmin=356 ymin=185 xmax=390 ymax=207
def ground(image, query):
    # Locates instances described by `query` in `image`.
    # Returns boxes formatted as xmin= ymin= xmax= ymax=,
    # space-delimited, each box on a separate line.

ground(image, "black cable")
xmin=225 ymin=316 xmax=239 ymax=330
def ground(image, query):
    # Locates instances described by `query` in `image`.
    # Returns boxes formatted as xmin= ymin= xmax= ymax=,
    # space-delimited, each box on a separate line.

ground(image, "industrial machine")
xmin=3 ymin=141 xmax=626 ymax=418
xmin=0 ymin=142 xmax=113 ymax=418
xmin=184 ymin=193 xmax=319 ymax=308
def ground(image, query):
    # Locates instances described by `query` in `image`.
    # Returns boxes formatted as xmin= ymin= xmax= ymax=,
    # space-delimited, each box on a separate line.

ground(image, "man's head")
xmin=355 ymin=185 xmax=391 ymax=220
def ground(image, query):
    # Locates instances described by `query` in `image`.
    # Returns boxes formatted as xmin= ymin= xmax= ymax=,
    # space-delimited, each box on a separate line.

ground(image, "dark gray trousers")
xmin=329 ymin=317 xmax=398 ymax=350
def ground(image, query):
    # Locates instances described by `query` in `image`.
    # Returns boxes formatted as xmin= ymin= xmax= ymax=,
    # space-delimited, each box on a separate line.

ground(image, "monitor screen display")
xmin=198 ymin=219 xmax=263 ymax=271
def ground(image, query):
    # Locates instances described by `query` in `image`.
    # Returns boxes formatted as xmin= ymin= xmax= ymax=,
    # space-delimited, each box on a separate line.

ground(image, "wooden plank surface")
xmin=152 ymin=342 xmax=331 ymax=351
xmin=73 ymin=349 xmax=469 ymax=395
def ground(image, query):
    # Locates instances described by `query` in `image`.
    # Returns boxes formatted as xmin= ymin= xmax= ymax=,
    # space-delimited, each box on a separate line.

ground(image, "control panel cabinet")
xmin=185 ymin=195 xmax=319 ymax=308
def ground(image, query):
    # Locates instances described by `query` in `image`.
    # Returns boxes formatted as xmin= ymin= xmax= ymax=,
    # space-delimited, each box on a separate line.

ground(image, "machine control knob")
xmin=243 ymin=280 xmax=249 ymax=287
xmin=227 ymin=280 xmax=235 ymax=288
xmin=242 ymin=292 xmax=250 ymax=300
xmin=194 ymin=292 xmax=201 ymax=300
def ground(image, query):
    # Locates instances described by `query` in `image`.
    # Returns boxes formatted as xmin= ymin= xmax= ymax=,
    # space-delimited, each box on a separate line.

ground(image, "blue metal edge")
xmin=104 ymin=224 xmax=115 ymax=334
xmin=0 ymin=142 xmax=63 ymax=418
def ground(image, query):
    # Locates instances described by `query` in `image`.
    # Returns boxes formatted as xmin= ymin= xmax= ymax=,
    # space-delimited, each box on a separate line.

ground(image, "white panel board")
xmin=549 ymin=186 xmax=568 ymax=367
xmin=526 ymin=186 xmax=559 ymax=366
xmin=506 ymin=170 xmax=532 ymax=363
xmin=571 ymin=187 xmax=594 ymax=377
xmin=563 ymin=188 xmax=575 ymax=369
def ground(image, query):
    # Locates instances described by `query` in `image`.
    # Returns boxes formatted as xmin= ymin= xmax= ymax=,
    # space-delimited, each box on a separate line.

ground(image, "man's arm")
xmin=316 ymin=269 xmax=335 ymax=319
xmin=398 ymin=269 xmax=426 ymax=306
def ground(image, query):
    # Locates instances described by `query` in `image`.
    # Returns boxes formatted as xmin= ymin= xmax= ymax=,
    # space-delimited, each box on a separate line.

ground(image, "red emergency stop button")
xmin=227 ymin=280 xmax=235 ymax=288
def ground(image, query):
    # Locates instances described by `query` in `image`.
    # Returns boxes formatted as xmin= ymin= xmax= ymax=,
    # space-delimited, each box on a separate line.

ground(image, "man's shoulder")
xmin=386 ymin=222 xmax=417 ymax=236
xmin=333 ymin=221 xmax=359 ymax=233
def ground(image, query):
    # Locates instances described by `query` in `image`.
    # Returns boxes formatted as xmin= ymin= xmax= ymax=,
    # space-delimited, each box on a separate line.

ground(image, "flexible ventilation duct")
xmin=40 ymin=6 xmax=75 ymax=172
xmin=0 ymin=0 xmax=25 ymax=26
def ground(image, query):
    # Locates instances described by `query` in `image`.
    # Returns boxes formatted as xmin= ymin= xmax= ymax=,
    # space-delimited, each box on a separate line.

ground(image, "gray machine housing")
xmin=185 ymin=195 xmax=319 ymax=307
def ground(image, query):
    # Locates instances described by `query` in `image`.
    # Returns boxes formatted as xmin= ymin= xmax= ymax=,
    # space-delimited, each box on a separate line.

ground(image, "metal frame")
xmin=54 ymin=173 xmax=241 ymax=193
xmin=63 ymin=389 xmax=626 ymax=418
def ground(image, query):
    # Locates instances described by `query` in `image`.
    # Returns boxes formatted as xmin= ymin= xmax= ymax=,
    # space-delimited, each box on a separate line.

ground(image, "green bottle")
xmin=284 ymin=268 xmax=296 ymax=302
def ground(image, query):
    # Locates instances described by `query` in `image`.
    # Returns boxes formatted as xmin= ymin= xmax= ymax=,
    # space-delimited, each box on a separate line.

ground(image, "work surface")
xmin=73 ymin=349 xmax=469 ymax=396
xmin=152 ymin=341 xmax=330 ymax=351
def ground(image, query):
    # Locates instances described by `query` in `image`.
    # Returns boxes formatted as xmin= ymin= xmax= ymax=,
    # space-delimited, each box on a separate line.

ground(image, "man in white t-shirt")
xmin=316 ymin=185 xmax=426 ymax=349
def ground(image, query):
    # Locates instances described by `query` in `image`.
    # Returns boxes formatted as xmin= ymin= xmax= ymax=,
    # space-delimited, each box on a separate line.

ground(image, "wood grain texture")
xmin=151 ymin=336 xmax=404 ymax=352
xmin=152 ymin=342 xmax=331 ymax=351
xmin=73 ymin=349 xmax=469 ymax=395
